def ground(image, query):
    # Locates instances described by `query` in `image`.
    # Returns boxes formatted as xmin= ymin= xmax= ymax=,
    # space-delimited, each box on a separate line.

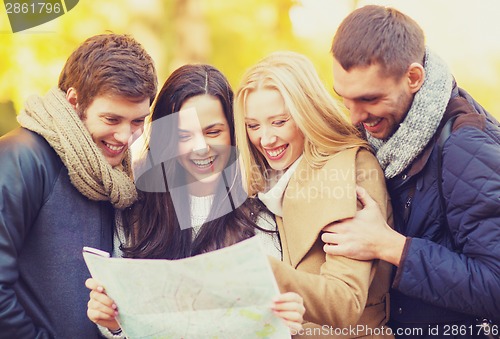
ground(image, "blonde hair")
xmin=234 ymin=51 xmax=369 ymax=196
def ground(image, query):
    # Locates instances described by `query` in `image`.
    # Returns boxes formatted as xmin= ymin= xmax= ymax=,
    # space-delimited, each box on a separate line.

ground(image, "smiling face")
xmin=177 ymin=94 xmax=231 ymax=196
xmin=68 ymin=89 xmax=150 ymax=167
xmin=332 ymin=59 xmax=416 ymax=140
xmin=244 ymin=89 xmax=304 ymax=171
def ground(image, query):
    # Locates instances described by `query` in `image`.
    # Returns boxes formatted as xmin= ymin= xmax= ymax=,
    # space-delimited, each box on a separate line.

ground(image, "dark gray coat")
xmin=0 ymin=128 xmax=114 ymax=338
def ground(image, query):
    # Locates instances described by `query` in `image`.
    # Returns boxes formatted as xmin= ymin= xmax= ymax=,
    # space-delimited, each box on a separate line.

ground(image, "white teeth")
xmin=365 ymin=119 xmax=382 ymax=127
xmin=266 ymin=146 xmax=286 ymax=157
xmin=105 ymin=143 xmax=124 ymax=152
xmin=192 ymin=156 xmax=215 ymax=167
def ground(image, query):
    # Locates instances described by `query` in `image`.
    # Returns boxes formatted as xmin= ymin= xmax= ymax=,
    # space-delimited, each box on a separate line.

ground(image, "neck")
xmin=187 ymin=180 xmax=218 ymax=197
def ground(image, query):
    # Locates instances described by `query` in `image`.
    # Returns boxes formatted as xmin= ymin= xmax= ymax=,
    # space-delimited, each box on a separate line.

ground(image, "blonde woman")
xmin=234 ymin=51 xmax=394 ymax=338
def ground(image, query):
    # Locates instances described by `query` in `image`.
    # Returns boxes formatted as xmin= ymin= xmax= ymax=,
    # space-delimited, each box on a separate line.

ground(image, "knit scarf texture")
xmin=367 ymin=48 xmax=453 ymax=179
xmin=17 ymin=87 xmax=138 ymax=209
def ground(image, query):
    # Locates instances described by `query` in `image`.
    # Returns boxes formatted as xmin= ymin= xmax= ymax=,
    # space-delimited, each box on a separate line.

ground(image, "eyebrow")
xmin=101 ymin=112 xmax=150 ymax=120
xmin=245 ymin=113 xmax=289 ymax=121
xmin=177 ymin=122 xmax=226 ymax=133
xmin=204 ymin=122 xmax=225 ymax=129
xmin=333 ymin=87 xmax=380 ymax=101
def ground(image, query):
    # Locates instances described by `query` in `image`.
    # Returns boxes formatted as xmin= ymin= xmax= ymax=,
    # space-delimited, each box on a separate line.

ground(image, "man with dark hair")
xmin=322 ymin=5 xmax=500 ymax=337
xmin=0 ymin=33 xmax=157 ymax=338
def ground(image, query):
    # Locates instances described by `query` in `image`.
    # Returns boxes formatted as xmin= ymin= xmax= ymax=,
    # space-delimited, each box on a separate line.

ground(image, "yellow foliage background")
xmin=1 ymin=0 xmax=499 ymax=136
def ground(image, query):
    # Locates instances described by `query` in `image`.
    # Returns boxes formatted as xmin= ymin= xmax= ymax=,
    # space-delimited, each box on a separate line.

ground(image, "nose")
xmin=192 ymin=135 xmax=209 ymax=155
xmin=114 ymin=124 xmax=133 ymax=144
xmin=260 ymin=127 xmax=277 ymax=148
xmin=343 ymin=99 xmax=368 ymax=125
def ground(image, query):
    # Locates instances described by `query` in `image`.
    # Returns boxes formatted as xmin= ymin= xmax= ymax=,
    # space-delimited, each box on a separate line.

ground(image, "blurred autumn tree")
xmin=0 ymin=0 xmax=499 ymax=136
xmin=0 ymin=0 xmax=312 ymax=135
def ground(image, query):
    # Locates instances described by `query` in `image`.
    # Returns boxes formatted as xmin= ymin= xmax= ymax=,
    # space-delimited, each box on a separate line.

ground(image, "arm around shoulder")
xmin=354 ymin=149 xmax=407 ymax=265
xmin=354 ymin=149 xmax=390 ymax=220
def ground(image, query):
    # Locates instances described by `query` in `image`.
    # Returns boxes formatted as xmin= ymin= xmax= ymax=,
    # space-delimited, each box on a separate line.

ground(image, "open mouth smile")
xmin=103 ymin=141 xmax=125 ymax=154
xmin=191 ymin=156 xmax=216 ymax=168
xmin=264 ymin=145 xmax=288 ymax=159
xmin=364 ymin=118 xmax=382 ymax=127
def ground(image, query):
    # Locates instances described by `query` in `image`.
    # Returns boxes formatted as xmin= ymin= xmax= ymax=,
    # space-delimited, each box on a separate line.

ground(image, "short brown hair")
xmin=59 ymin=33 xmax=157 ymax=113
xmin=331 ymin=5 xmax=425 ymax=78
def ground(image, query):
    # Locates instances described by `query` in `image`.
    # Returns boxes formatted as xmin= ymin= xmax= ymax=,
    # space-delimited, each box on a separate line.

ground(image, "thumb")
xmin=356 ymin=186 xmax=377 ymax=208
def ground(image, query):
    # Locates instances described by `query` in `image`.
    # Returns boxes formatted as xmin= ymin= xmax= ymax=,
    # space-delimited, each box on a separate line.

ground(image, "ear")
xmin=65 ymin=87 xmax=78 ymax=110
xmin=407 ymin=63 xmax=425 ymax=94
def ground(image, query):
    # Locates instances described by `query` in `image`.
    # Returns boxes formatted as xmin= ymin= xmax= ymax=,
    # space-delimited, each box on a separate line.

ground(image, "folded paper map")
xmin=83 ymin=236 xmax=290 ymax=339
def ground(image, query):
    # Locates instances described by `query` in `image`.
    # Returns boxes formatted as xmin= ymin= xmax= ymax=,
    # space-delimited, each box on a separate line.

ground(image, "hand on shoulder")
xmin=322 ymin=186 xmax=406 ymax=266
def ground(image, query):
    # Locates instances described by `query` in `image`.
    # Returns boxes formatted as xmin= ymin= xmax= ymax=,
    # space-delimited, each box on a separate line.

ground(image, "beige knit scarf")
xmin=17 ymin=87 xmax=138 ymax=209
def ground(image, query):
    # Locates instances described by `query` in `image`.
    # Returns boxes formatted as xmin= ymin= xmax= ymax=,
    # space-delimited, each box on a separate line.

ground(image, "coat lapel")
xmin=280 ymin=148 xmax=359 ymax=268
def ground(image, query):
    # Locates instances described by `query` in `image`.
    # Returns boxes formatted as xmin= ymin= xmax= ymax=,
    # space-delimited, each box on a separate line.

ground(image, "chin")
xmin=108 ymin=158 xmax=124 ymax=168
xmin=198 ymin=173 xmax=222 ymax=183
xmin=269 ymin=163 xmax=287 ymax=171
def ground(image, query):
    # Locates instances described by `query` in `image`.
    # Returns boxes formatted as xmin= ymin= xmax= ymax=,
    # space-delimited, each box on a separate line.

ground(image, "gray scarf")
xmin=367 ymin=48 xmax=453 ymax=179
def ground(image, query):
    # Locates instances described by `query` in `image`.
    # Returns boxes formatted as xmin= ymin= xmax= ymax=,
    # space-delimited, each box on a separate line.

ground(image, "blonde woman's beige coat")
xmin=270 ymin=147 xmax=394 ymax=338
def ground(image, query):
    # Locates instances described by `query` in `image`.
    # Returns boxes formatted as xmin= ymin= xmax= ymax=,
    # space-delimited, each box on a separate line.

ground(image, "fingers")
xmin=321 ymin=227 xmax=351 ymax=245
xmin=321 ymin=231 xmax=338 ymax=245
xmin=321 ymin=226 xmax=350 ymax=255
xmin=323 ymin=242 xmax=340 ymax=255
xmin=285 ymin=319 xmax=304 ymax=333
xmin=273 ymin=300 xmax=305 ymax=316
xmin=273 ymin=292 xmax=305 ymax=331
xmin=322 ymin=233 xmax=355 ymax=256
xmin=85 ymin=278 xmax=104 ymax=293
xmin=85 ymin=279 xmax=121 ymax=332
xmin=87 ymin=302 xmax=116 ymax=322
xmin=86 ymin=305 xmax=120 ymax=332
xmin=86 ymin=278 xmax=114 ymax=307
xmin=356 ymin=185 xmax=377 ymax=208
xmin=87 ymin=291 xmax=119 ymax=328
xmin=322 ymin=220 xmax=349 ymax=233
xmin=87 ymin=297 xmax=118 ymax=331
xmin=89 ymin=289 xmax=115 ymax=307
xmin=273 ymin=291 xmax=303 ymax=304
xmin=87 ymin=280 xmax=118 ymax=319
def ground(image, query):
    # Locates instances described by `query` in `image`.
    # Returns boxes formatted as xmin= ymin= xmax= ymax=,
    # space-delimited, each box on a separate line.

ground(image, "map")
xmin=83 ymin=236 xmax=290 ymax=339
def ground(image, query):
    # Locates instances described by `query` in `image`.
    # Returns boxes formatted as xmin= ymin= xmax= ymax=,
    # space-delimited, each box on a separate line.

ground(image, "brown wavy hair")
xmin=59 ymin=33 xmax=157 ymax=116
